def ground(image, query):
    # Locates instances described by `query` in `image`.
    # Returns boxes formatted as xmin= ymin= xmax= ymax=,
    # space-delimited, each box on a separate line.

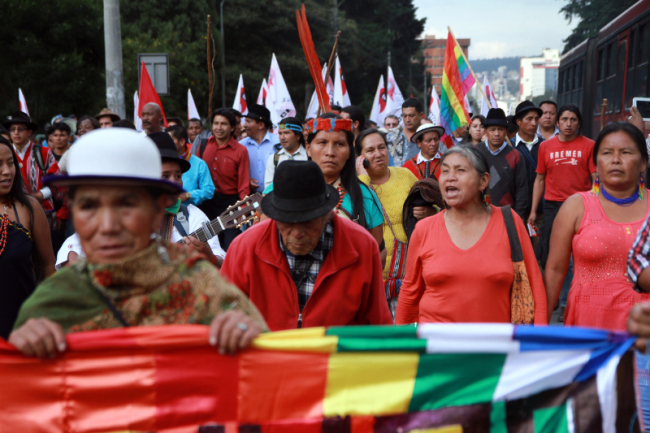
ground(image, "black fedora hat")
xmin=3 ymin=111 xmax=37 ymax=131
xmin=482 ymin=108 xmax=509 ymax=128
xmin=244 ymin=104 xmax=272 ymax=128
xmin=148 ymin=131 xmax=191 ymax=173
xmin=513 ymin=100 xmax=543 ymax=121
xmin=262 ymin=160 xmax=339 ymax=223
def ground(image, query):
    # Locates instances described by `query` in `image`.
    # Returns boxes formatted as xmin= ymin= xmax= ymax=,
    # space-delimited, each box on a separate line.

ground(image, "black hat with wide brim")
xmin=482 ymin=108 xmax=509 ymax=128
xmin=513 ymin=100 xmax=543 ymax=121
xmin=243 ymin=104 xmax=273 ymax=129
xmin=148 ymin=131 xmax=191 ymax=173
xmin=262 ymin=160 xmax=340 ymax=223
xmin=3 ymin=111 xmax=38 ymax=131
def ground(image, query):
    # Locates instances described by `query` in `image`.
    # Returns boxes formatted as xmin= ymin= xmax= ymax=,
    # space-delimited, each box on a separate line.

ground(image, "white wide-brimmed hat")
xmin=410 ymin=123 xmax=445 ymax=143
xmin=44 ymin=128 xmax=183 ymax=194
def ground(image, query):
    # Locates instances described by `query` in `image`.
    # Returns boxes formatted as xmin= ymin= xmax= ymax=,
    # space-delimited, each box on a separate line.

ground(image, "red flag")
xmin=137 ymin=62 xmax=168 ymax=128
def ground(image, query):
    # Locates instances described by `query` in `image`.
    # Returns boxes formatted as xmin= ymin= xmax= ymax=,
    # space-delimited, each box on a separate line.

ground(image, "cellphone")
xmin=363 ymin=158 xmax=370 ymax=169
xmin=633 ymin=97 xmax=650 ymax=121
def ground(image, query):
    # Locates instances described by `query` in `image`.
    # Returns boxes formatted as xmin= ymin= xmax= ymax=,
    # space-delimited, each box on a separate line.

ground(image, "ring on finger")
xmin=236 ymin=322 xmax=248 ymax=332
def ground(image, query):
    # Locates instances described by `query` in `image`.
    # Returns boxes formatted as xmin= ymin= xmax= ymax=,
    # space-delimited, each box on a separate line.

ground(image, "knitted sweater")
xmin=477 ymin=142 xmax=529 ymax=219
xmin=359 ymin=167 xmax=418 ymax=279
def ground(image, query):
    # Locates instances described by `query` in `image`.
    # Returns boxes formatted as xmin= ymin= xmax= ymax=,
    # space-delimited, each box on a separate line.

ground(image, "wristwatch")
xmin=186 ymin=192 xmax=192 ymax=200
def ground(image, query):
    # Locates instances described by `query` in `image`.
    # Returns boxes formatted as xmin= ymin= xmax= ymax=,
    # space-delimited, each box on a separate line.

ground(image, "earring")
xmin=482 ymin=191 xmax=491 ymax=207
xmin=640 ymin=174 xmax=645 ymax=200
xmin=591 ymin=174 xmax=600 ymax=196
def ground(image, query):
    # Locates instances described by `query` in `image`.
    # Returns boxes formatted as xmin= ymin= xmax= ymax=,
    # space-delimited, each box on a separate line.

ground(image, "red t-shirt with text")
xmin=536 ymin=135 xmax=596 ymax=202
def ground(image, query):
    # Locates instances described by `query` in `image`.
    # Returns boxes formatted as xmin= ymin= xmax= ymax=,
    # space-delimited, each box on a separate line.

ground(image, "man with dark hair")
xmin=166 ymin=117 xmax=185 ymax=127
xmin=477 ymin=108 xmax=529 ymax=219
xmin=230 ymin=108 xmax=243 ymax=140
xmin=330 ymin=105 xmax=342 ymax=114
xmin=506 ymin=115 xmax=518 ymax=141
xmin=340 ymin=105 xmax=366 ymax=138
xmin=197 ymin=108 xmax=250 ymax=249
xmin=538 ymin=100 xmax=559 ymax=139
xmin=264 ymin=117 xmax=308 ymax=189
xmin=385 ymin=98 xmax=422 ymax=167
xmin=188 ymin=118 xmax=205 ymax=144
xmin=49 ymin=122 xmax=72 ymax=162
xmin=240 ymin=104 xmax=280 ymax=193
xmin=141 ymin=103 xmax=163 ymax=135
xmin=402 ymin=98 xmax=424 ymax=143
xmin=166 ymin=124 xmax=215 ymax=207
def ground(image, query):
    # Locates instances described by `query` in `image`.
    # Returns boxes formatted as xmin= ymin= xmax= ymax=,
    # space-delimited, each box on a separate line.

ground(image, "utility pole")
xmin=332 ymin=0 xmax=338 ymax=37
xmin=423 ymin=71 xmax=427 ymax=117
xmin=103 ymin=0 xmax=125 ymax=118
xmin=220 ymin=0 xmax=227 ymax=107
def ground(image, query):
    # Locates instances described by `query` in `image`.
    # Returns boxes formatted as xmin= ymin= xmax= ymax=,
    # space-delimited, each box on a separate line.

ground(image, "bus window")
xmin=633 ymin=25 xmax=650 ymax=100
xmin=626 ymin=29 xmax=637 ymax=109
xmin=595 ymin=49 xmax=605 ymax=114
xmin=615 ymin=40 xmax=627 ymax=112
xmin=604 ymin=42 xmax=617 ymax=112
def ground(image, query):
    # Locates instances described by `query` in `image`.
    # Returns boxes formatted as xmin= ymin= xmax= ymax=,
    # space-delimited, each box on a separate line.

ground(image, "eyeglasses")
xmin=9 ymin=127 xmax=28 ymax=133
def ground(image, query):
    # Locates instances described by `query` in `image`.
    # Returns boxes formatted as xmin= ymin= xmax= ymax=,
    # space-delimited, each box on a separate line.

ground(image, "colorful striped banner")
xmin=440 ymin=31 xmax=475 ymax=142
xmin=0 ymin=324 xmax=639 ymax=432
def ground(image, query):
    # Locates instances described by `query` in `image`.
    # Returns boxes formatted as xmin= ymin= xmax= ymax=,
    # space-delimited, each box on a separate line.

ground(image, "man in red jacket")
xmin=221 ymin=160 xmax=392 ymax=331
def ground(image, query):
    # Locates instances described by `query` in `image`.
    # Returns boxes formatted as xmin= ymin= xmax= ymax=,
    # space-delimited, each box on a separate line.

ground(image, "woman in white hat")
xmin=9 ymin=128 xmax=266 ymax=358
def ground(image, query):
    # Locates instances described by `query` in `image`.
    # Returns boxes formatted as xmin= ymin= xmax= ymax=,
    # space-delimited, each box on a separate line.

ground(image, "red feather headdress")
xmin=296 ymin=5 xmax=331 ymax=114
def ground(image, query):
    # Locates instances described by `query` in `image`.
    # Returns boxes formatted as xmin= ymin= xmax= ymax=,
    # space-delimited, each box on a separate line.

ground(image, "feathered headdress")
xmin=296 ymin=5 xmax=331 ymax=114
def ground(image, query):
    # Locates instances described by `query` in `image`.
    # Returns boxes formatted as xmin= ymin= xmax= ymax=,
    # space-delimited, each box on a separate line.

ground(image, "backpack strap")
xmin=501 ymin=205 xmax=523 ymax=262
xmin=33 ymin=143 xmax=46 ymax=171
xmin=198 ymin=138 xmax=209 ymax=158
xmin=273 ymin=150 xmax=282 ymax=168
xmin=173 ymin=204 xmax=191 ymax=237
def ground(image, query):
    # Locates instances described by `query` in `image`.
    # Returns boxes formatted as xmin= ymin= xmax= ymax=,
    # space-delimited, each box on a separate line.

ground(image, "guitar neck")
xmin=176 ymin=218 xmax=224 ymax=245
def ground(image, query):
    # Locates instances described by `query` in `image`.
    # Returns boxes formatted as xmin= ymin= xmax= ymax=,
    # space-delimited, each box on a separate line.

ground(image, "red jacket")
xmin=220 ymin=215 xmax=392 ymax=331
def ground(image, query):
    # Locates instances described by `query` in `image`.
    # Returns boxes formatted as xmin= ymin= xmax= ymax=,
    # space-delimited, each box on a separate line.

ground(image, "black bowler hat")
xmin=244 ymin=104 xmax=272 ymax=128
xmin=513 ymin=100 xmax=543 ymax=121
xmin=482 ymin=108 xmax=509 ymax=128
xmin=3 ymin=111 xmax=37 ymax=131
xmin=262 ymin=160 xmax=339 ymax=223
xmin=148 ymin=131 xmax=191 ymax=173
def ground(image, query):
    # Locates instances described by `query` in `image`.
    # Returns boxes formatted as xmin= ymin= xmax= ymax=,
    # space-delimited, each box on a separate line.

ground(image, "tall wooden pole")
xmin=447 ymin=26 xmax=492 ymax=110
xmin=207 ymin=16 xmax=213 ymax=118
xmin=317 ymin=31 xmax=341 ymax=116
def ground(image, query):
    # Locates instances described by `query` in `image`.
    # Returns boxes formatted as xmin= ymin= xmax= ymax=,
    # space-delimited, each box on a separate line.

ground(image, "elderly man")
xmin=477 ymin=108 xmax=529 ymax=219
xmin=141 ymin=102 xmax=163 ymax=134
xmin=402 ymin=124 xmax=445 ymax=180
xmin=221 ymin=160 xmax=392 ymax=331
xmin=264 ymin=117 xmax=308 ymax=189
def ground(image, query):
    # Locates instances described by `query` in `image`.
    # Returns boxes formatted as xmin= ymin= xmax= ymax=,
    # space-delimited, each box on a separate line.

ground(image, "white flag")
xmin=369 ymin=75 xmax=387 ymax=126
xmin=187 ymin=89 xmax=200 ymax=121
xmin=306 ymin=63 xmax=334 ymax=119
xmin=333 ymin=56 xmax=351 ymax=108
xmin=257 ymin=79 xmax=269 ymax=105
xmin=232 ymin=74 xmax=248 ymax=116
xmin=267 ymin=54 xmax=296 ymax=122
xmin=385 ymin=66 xmax=405 ymax=120
xmin=428 ymin=85 xmax=441 ymax=126
xmin=18 ymin=88 xmax=29 ymax=117
xmin=133 ymin=91 xmax=142 ymax=132
xmin=481 ymin=76 xmax=498 ymax=117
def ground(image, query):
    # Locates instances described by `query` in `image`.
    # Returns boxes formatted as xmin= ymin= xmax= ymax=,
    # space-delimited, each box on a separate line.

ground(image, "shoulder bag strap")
xmin=369 ymin=184 xmax=397 ymax=239
xmin=93 ymin=289 xmax=130 ymax=327
xmin=501 ymin=205 xmax=523 ymax=262
xmin=173 ymin=205 xmax=190 ymax=237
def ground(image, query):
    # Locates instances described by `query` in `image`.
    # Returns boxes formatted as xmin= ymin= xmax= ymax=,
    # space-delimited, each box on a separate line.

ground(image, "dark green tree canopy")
xmin=1 ymin=0 xmax=425 ymax=130
xmin=561 ymin=0 xmax=638 ymax=53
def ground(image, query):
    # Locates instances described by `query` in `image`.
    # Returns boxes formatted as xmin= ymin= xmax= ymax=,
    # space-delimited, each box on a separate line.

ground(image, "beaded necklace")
xmin=330 ymin=178 xmax=346 ymax=210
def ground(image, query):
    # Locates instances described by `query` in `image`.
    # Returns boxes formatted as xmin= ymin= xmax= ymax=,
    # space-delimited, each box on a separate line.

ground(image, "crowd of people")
xmin=4 ymin=95 xmax=650 ymax=364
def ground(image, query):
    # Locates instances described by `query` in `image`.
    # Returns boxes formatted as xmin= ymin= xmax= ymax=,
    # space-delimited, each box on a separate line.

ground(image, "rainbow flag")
xmin=440 ymin=31 xmax=475 ymax=141
xmin=0 ymin=324 xmax=638 ymax=432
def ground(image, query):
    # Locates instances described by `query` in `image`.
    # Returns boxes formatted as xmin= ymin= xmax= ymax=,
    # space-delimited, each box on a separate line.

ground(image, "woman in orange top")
xmin=395 ymin=145 xmax=548 ymax=325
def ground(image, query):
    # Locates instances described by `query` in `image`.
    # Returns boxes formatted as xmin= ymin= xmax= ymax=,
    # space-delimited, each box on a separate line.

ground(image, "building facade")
xmin=519 ymin=48 xmax=560 ymax=101
xmin=422 ymin=36 xmax=471 ymax=90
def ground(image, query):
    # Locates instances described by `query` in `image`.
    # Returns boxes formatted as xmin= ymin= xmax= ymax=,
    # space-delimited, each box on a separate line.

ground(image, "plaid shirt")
xmin=629 ymin=215 xmax=650 ymax=292
xmin=279 ymin=221 xmax=334 ymax=312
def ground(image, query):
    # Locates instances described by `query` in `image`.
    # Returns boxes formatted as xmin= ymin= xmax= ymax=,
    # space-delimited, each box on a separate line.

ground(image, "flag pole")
xmin=207 ymin=15 xmax=214 ymax=118
xmin=317 ymin=30 xmax=341 ymax=116
xmin=447 ymin=26 xmax=492 ymax=110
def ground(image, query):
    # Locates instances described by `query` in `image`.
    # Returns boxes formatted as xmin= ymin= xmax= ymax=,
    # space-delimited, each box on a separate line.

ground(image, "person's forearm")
xmin=531 ymin=179 xmax=544 ymax=214
xmin=638 ymin=268 xmax=650 ymax=292
xmin=543 ymin=268 xmax=567 ymax=322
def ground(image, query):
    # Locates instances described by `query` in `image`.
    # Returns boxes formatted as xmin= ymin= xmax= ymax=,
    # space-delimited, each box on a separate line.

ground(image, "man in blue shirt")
xmin=166 ymin=124 xmax=215 ymax=207
xmin=240 ymin=104 xmax=280 ymax=193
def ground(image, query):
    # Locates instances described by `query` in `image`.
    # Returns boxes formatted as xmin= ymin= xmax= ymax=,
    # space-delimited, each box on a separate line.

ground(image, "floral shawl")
xmin=14 ymin=241 xmax=267 ymax=333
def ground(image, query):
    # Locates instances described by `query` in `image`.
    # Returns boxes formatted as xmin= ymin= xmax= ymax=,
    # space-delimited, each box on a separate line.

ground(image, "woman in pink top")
xmin=395 ymin=146 xmax=547 ymax=325
xmin=546 ymin=122 xmax=650 ymax=329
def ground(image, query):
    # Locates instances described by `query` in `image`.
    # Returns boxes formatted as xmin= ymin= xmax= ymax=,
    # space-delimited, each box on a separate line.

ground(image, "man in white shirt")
xmin=264 ymin=117 xmax=308 ymax=189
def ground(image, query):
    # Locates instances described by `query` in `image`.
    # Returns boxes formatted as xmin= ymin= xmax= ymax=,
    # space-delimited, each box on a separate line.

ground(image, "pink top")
xmin=565 ymin=191 xmax=650 ymax=330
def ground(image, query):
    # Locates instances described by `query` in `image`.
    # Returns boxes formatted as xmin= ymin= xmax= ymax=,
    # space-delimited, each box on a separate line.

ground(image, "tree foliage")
xmin=561 ymin=0 xmax=637 ymax=53
xmin=1 ymin=0 xmax=425 ymax=129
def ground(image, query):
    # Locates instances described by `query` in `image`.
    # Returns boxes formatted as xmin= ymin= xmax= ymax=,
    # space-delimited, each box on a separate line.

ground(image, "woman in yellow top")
xmin=355 ymin=128 xmax=436 ymax=317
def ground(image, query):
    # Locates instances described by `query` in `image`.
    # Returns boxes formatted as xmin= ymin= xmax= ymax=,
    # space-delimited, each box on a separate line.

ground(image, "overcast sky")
xmin=413 ymin=0 xmax=577 ymax=59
